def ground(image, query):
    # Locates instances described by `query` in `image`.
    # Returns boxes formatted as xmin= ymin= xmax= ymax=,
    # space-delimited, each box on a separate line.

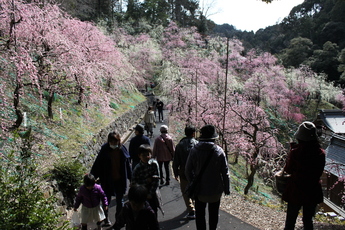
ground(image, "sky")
xmin=206 ymin=0 xmax=305 ymax=32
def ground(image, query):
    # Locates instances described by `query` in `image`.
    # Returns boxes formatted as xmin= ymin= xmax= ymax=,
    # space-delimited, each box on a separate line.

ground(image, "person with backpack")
xmin=173 ymin=125 xmax=198 ymax=219
xmin=143 ymin=106 xmax=155 ymax=138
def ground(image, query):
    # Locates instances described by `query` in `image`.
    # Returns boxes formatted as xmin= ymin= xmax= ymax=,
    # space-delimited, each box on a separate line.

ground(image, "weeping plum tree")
xmin=159 ymin=22 xmax=345 ymax=194
xmin=120 ymin=33 xmax=162 ymax=87
xmin=0 ymin=0 xmax=137 ymax=123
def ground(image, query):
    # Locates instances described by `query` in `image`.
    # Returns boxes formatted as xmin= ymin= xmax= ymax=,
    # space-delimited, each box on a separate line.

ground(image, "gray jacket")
xmin=185 ymin=141 xmax=230 ymax=196
xmin=173 ymin=137 xmax=198 ymax=179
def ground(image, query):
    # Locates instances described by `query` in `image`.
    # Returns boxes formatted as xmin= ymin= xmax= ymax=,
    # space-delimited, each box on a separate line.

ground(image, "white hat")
xmin=160 ymin=125 xmax=168 ymax=133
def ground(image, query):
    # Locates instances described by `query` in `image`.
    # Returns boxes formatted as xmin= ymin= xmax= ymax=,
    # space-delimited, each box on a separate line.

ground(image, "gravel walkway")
xmin=220 ymin=193 xmax=345 ymax=230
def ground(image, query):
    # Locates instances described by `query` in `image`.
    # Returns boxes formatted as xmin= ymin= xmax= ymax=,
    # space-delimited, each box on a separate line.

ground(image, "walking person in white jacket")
xmin=185 ymin=124 xmax=230 ymax=230
xmin=143 ymin=106 xmax=156 ymax=138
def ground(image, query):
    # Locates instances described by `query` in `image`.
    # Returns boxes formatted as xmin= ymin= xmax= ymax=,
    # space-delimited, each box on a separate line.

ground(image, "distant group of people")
xmin=73 ymin=111 xmax=325 ymax=230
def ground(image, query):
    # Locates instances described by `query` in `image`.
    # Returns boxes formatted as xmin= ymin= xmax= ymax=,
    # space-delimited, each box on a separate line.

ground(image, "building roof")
xmin=318 ymin=109 xmax=345 ymax=134
xmin=325 ymin=134 xmax=345 ymax=177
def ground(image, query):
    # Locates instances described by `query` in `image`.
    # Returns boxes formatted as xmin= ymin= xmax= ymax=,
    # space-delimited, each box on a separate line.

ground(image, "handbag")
xmin=161 ymin=135 xmax=174 ymax=158
xmin=184 ymin=145 xmax=216 ymax=199
xmin=70 ymin=211 xmax=81 ymax=229
xmin=274 ymin=169 xmax=291 ymax=194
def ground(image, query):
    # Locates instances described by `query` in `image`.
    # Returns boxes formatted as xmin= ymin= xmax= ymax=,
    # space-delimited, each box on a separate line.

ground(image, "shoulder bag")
xmin=274 ymin=169 xmax=291 ymax=194
xmin=184 ymin=145 xmax=216 ymax=199
xmin=161 ymin=135 xmax=174 ymax=158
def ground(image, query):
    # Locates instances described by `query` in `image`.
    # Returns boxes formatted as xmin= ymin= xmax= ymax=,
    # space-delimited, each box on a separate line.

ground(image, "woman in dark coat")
xmin=282 ymin=121 xmax=325 ymax=230
xmin=91 ymin=131 xmax=132 ymax=226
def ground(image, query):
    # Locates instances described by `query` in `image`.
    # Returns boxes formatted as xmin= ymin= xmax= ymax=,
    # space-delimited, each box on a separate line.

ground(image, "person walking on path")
xmin=156 ymin=99 xmax=164 ymax=122
xmin=282 ymin=121 xmax=325 ymax=230
xmin=143 ymin=106 xmax=156 ymax=138
xmin=73 ymin=173 xmax=108 ymax=230
xmin=152 ymin=98 xmax=157 ymax=118
xmin=131 ymin=144 xmax=161 ymax=217
xmin=129 ymin=124 xmax=151 ymax=170
xmin=185 ymin=125 xmax=230 ymax=230
xmin=153 ymin=125 xmax=175 ymax=186
xmin=173 ymin=125 xmax=198 ymax=219
xmin=111 ymin=184 xmax=159 ymax=230
xmin=91 ymin=131 xmax=132 ymax=227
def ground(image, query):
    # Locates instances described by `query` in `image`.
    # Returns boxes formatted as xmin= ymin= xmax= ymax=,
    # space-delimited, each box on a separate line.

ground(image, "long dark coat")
xmin=91 ymin=143 xmax=132 ymax=196
xmin=282 ymin=142 xmax=325 ymax=205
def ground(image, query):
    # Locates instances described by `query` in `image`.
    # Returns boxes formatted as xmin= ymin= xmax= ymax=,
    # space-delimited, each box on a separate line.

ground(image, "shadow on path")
xmin=89 ymin=109 xmax=259 ymax=229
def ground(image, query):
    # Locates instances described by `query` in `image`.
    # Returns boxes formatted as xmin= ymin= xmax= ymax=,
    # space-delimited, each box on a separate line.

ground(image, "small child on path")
xmin=73 ymin=173 xmax=108 ymax=230
xmin=131 ymin=144 xmax=161 ymax=216
xmin=112 ymin=184 xmax=159 ymax=230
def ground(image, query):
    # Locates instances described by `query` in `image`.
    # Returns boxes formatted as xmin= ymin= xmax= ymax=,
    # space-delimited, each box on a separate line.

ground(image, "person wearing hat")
xmin=282 ymin=121 xmax=325 ymax=230
xmin=129 ymin=124 xmax=151 ymax=170
xmin=152 ymin=125 xmax=175 ymax=185
xmin=185 ymin=125 xmax=230 ymax=230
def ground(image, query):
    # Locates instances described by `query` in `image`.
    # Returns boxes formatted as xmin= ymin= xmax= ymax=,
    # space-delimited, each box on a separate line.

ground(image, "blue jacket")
xmin=74 ymin=184 xmax=108 ymax=209
xmin=129 ymin=134 xmax=150 ymax=164
xmin=91 ymin=144 xmax=132 ymax=195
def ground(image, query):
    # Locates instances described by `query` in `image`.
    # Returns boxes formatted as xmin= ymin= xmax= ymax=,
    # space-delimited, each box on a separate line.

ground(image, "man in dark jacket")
xmin=91 ymin=131 xmax=132 ymax=227
xmin=173 ymin=125 xmax=198 ymax=219
xmin=129 ymin=124 xmax=151 ymax=170
xmin=156 ymin=99 xmax=164 ymax=122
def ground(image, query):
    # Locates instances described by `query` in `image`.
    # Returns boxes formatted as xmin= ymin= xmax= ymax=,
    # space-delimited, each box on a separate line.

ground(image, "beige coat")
xmin=143 ymin=110 xmax=155 ymax=124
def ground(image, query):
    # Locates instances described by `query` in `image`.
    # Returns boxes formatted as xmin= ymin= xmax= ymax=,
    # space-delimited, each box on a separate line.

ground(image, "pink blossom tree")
xmin=1 ymin=0 xmax=138 ymax=124
xmin=158 ymin=25 xmax=285 ymax=193
xmin=158 ymin=23 xmax=345 ymax=194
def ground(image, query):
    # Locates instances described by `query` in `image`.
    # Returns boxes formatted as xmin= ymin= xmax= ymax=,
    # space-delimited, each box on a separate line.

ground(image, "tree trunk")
xmin=244 ymin=164 xmax=257 ymax=195
xmin=12 ymin=84 xmax=23 ymax=129
xmin=48 ymin=91 xmax=54 ymax=119
xmin=78 ymin=86 xmax=84 ymax=105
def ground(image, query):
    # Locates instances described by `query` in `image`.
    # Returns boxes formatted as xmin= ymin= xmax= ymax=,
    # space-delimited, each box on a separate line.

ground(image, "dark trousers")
xmin=158 ymin=109 xmax=163 ymax=121
xmin=284 ymin=202 xmax=317 ymax=230
xmin=158 ymin=161 xmax=170 ymax=182
xmin=104 ymin=181 xmax=124 ymax=222
xmin=195 ymin=197 xmax=220 ymax=230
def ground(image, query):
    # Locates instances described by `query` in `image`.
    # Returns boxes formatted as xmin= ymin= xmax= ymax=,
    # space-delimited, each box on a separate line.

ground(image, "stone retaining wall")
xmin=53 ymin=100 xmax=149 ymax=219
xmin=77 ymin=100 xmax=148 ymax=170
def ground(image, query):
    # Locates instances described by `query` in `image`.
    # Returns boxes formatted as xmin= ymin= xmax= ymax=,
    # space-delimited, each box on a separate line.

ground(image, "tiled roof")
xmin=325 ymin=134 xmax=345 ymax=177
xmin=319 ymin=110 xmax=345 ymax=134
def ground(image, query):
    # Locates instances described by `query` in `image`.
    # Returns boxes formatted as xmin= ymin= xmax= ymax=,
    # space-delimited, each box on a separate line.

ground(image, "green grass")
xmin=3 ymin=89 xmax=146 ymax=173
